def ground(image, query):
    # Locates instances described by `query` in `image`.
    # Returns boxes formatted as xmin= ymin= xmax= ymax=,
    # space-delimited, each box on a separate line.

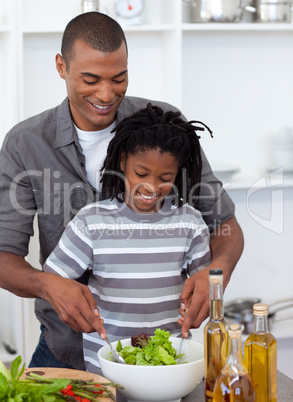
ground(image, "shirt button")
xmin=54 ymin=193 xmax=59 ymax=198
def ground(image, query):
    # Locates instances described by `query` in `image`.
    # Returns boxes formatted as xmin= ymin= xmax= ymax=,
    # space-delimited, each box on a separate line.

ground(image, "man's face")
xmin=56 ymin=40 xmax=128 ymax=131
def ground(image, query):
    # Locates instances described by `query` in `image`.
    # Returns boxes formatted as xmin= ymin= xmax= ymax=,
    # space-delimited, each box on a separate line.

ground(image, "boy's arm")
xmin=178 ymin=215 xmax=244 ymax=337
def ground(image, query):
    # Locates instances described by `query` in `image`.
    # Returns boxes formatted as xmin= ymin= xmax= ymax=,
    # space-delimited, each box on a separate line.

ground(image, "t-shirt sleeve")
xmin=181 ymin=210 xmax=211 ymax=277
xmin=43 ymin=214 xmax=93 ymax=279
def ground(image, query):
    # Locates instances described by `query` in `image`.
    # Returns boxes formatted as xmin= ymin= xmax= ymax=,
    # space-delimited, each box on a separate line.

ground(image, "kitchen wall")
xmin=183 ymin=30 xmax=293 ymax=179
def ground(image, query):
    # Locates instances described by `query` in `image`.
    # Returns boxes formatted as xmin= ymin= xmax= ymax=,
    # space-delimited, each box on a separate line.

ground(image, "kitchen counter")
xmin=116 ymin=370 xmax=293 ymax=401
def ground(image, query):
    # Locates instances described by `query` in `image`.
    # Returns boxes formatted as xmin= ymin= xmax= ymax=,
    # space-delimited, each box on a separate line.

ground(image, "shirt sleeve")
xmin=182 ymin=212 xmax=212 ymax=277
xmin=43 ymin=214 xmax=94 ymax=279
xmin=0 ymin=133 xmax=36 ymax=256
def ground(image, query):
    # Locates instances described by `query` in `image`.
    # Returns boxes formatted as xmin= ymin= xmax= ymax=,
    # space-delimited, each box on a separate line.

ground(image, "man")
xmin=0 ymin=12 xmax=243 ymax=370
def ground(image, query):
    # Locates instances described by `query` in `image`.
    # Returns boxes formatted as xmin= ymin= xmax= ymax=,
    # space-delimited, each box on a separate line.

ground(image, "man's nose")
xmin=95 ymin=81 xmax=114 ymax=103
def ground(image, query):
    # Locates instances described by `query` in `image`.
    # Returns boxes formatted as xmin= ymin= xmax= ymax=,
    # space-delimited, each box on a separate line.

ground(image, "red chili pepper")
xmin=82 ymin=399 xmax=90 ymax=402
xmin=75 ymin=397 xmax=82 ymax=401
xmin=61 ymin=384 xmax=75 ymax=396
xmin=92 ymin=384 xmax=103 ymax=394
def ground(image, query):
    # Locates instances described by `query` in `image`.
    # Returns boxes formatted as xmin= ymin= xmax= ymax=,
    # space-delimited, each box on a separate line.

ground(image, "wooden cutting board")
xmin=22 ymin=367 xmax=116 ymax=401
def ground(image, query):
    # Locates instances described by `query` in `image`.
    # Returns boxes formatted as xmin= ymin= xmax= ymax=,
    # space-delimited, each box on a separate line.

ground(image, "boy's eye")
xmin=161 ymin=178 xmax=172 ymax=183
xmin=135 ymin=171 xmax=146 ymax=178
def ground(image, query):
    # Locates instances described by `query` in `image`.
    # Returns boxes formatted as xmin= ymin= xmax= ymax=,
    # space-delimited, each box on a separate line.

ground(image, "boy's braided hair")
xmin=100 ymin=103 xmax=213 ymax=207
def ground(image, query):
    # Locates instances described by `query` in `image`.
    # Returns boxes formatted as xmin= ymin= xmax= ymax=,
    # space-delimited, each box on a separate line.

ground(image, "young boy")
xmin=43 ymin=103 xmax=212 ymax=370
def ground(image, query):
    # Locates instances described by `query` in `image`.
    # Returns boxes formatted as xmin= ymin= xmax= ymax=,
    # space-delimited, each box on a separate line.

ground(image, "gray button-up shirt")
xmin=0 ymin=96 xmax=234 ymax=369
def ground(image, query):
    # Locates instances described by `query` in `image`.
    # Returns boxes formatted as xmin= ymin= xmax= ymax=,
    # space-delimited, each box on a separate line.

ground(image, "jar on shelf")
xmin=82 ymin=0 xmax=100 ymax=13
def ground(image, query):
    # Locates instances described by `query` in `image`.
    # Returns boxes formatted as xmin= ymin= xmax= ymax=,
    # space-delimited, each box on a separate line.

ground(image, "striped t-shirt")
xmin=43 ymin=196 xmax=211 ymax=370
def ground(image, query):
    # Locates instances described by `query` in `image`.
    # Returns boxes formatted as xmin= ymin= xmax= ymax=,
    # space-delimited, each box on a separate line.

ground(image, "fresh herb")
xmin=0 ymin=356 xmax=122 ymax=401
xmin=117 ymin=329 xmax=183 ymax=366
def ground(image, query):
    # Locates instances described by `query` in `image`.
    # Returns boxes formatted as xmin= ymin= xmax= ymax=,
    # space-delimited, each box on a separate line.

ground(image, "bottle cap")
xmin=209 ymin=269 xmax=223 ymax=275
xmin=209 ymin=269 xmax=223 ymax=284
xmin=253 ymin=303 xmax=269 ymax=315
xmin=228 ymin=323 xmax=243 ymax=338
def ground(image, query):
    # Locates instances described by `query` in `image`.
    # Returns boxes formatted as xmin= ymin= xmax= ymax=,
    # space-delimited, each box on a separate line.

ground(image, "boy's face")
xmin=120 ymin=148 xmax=179 ymax=213
xmin=56 ymin=40 xmax=128 ymax=131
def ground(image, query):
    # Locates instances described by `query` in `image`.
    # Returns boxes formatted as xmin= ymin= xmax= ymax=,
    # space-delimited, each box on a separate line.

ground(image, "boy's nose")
xmin=143 ymin=182 xmax=159 ymax=194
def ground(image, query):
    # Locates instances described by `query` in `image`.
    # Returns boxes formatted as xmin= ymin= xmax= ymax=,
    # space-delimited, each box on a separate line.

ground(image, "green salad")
xmin=116 ymin=329 xmax=182 ymax=366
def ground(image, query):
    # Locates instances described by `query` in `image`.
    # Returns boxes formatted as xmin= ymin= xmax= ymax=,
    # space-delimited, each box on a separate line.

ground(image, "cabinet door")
xmin=0 ymin=289 xmax=23 ymax=365
xmin=0 ymin=0 xmax=18 ymax=144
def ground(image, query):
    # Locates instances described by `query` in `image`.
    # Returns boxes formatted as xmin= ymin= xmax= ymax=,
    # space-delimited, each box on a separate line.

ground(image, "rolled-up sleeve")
xmin=0 ymin=134 xmax=36 ymax=256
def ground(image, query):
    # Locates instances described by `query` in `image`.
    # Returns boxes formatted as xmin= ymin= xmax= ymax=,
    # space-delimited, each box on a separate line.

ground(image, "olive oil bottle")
xmin=204 ymin=269 xmax=228 ymax=401
xmin=213 ymin=323 xmax=256 ymax=402
xmin=244 ymin=303 xmax=277 ymax=402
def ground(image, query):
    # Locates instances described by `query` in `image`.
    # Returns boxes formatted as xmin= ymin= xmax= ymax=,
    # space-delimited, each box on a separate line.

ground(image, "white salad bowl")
xmin=97 ymin=336 xmax=204 ymax=402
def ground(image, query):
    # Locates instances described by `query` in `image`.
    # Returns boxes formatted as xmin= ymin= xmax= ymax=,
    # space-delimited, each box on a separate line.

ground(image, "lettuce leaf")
xmin=117 ymin=329 xmax=179 ymax=366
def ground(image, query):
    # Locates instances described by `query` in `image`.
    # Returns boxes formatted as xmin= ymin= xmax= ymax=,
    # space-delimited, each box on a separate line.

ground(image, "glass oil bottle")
xmin=244 ymin=303 xmax=277 ymax=402
xmin=204 ymin=269 xmax=228 ymax=401
xmin=213 ymin=323 xmax=256 ymax=401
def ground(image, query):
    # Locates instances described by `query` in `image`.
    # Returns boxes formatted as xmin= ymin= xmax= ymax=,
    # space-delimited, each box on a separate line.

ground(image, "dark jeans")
xmin=29 ymin=326 xmax=74 ymax=369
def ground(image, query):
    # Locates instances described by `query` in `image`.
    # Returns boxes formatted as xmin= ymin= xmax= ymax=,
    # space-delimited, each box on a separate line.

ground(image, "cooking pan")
xmin=224 ymin=296 xmax=293 ymax=334
xmin=183 ymin=0 xmax=255 ymax=23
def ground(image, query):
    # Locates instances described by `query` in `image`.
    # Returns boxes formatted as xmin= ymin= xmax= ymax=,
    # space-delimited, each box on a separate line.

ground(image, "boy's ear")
xmin=120 ymin=151 xmax=125 ymax=172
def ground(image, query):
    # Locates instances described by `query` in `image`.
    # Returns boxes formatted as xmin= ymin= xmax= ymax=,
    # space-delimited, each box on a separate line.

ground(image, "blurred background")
xmin=0 ymin=0 xmax=292 ymax=377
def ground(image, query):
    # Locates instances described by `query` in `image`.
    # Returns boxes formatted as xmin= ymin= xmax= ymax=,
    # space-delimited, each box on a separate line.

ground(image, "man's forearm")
xmin=0 ymin=251 xmax=46 ymax=298
xmin=209 ymin=215 xmax=244 ymax=289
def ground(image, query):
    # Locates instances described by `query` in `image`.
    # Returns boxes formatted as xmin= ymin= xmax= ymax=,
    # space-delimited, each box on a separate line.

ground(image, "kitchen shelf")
xmin=0 ymin=26 xmax=12 ymax=33
xmin=181 ymin=22 xmax=293 ymax=31
xmin=22 ymin=23 xmax=178 ymax=34
xmin=21 ymin=22 xmax=293 ymax=34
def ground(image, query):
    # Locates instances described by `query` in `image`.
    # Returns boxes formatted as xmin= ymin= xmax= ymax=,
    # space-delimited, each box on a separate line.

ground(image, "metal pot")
xmin=254 ymin=0 xmax=293 ymax=23
xmin=183 ymin=0 xmax=255 ymax=23
xmin=224 ymin=296 xmax=293 ymax=334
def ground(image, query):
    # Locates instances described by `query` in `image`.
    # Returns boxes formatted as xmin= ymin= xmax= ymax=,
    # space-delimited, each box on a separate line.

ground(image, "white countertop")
xmin=222 ymin=171 xmax=293 ymax=190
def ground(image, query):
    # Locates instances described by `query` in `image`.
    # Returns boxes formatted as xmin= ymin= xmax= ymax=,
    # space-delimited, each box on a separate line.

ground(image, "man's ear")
xmin=55 ymin=53 xmax=66 ymax=79
xmin=120 ymin=151 xmax=125 ymax=172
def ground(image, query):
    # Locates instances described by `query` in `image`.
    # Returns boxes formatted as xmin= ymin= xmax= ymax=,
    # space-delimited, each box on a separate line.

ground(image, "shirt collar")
xmin=54 ymin=96 xmax=130 ymax=149
xmin=54 ymin=98 xmax=79 ymax=149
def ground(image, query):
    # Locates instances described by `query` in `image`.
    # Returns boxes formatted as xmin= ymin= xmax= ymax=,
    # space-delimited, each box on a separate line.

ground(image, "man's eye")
xmin=113 ymin=77 xmax=126 ymax=84
xmin=83 ymin=80 xmax=98 ymax=85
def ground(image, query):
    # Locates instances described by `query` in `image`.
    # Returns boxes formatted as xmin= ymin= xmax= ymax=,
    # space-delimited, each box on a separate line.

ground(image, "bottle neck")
xmin=225 ymin=335 xmax=247 ymax=373
xmin=209 ymin=280 xmax=224 ymax=319
xmin=253 ymin=314 xmax=269 ymax=333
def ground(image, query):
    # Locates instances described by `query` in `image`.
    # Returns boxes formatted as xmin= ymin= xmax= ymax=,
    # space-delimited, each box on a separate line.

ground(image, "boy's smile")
xmin=120 ymin=148 xmax=179 ymax=213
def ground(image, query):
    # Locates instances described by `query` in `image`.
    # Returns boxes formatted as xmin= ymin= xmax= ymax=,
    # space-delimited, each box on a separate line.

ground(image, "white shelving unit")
xmin=1 ymin=0 xmax=293 ymax=367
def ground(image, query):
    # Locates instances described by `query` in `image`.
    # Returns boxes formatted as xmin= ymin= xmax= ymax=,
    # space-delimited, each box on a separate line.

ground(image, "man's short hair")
xmin=61 ymin=12 xmax=127 ymax=69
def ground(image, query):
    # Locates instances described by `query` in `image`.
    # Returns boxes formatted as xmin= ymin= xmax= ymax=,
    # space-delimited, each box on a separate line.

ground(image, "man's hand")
xmin=0 ymin=251 xmax=107 ymax=340
xmin=177 ymin=268 xmax=210 ymax=337
xmin=178 ymin=215 xmax=244 ymax=337
xmin=41 ymin=272 xmax=107 ymax=339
